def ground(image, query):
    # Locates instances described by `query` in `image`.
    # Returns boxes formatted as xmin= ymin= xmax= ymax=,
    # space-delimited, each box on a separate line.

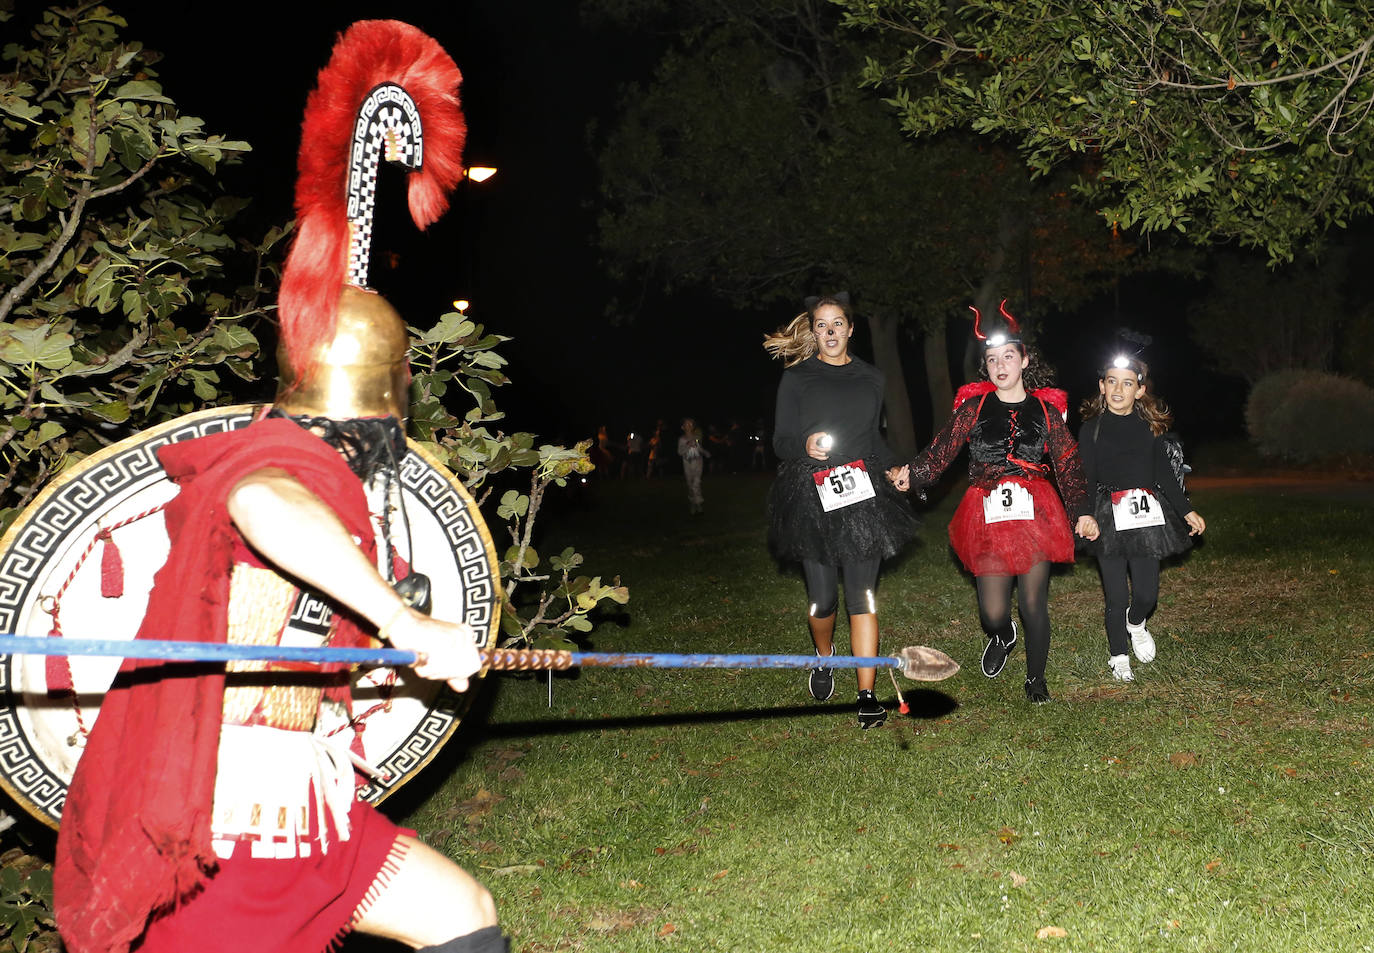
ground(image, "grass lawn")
xmin=360 ymin=471 xmax=1373 ymax=952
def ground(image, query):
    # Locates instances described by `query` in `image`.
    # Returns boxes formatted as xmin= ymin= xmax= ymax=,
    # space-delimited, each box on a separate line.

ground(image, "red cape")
xmin=55 ymin=418 xmax=376 ymax=953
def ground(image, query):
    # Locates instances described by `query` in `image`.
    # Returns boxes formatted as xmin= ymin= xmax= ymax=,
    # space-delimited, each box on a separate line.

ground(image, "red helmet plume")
xmin=277 ymin=20 xmax=467 ymax=390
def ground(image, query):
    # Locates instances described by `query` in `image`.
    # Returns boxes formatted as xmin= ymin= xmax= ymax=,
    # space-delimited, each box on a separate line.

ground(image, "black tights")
xmin=1096 ymin=555 xmax=1160 ymax=656
xmin=975 ymin=561 xmax=1052 ymax=680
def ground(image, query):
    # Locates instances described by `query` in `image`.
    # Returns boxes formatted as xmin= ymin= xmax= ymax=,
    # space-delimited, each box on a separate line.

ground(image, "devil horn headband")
xmin=971 ymin=298 xmax=1022 ymax=345
xmin=277 ymin=20 xmax=467 ymax=380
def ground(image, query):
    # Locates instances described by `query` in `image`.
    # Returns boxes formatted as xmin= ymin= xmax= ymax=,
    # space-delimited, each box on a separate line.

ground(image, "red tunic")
xmin=55 ymin=418 xmax=400 ymax=953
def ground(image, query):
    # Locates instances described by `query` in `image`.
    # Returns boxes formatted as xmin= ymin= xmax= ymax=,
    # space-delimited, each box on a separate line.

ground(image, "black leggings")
xmin=1096 ymin=555 xmax=1160 ymax=656
xmin=802 ymin=557 xmax=881 ymax=618
xmin=975 ymin=562 xmax=1052 ymax=680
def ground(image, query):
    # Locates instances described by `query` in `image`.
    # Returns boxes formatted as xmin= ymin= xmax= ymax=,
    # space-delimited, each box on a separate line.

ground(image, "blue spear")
xmin=0 ymin=634 xmax=960 ymax=681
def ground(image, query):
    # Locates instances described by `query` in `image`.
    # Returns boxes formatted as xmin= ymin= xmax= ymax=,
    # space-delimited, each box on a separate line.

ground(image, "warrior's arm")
xmin=226 ymin=467 xmax=481 ymax=692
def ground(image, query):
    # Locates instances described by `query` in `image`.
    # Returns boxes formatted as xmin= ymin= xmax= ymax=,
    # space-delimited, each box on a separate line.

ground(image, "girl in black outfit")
xmin=765 ymin=294 xmax=918 ymax=728
xmin=890 ymin=302 xmax=1097 ymax=703
xmin=1078 ymin=355 xmax=1206 ymax=681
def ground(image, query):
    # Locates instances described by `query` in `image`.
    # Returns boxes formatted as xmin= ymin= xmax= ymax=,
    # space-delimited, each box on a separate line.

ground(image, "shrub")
xmin=1245 ymin=370 xmax=1374 ymax=461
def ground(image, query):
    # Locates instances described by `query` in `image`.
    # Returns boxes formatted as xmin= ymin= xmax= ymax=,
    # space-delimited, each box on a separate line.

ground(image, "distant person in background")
xmin=764 ymin=293 xmax=917 ymax=729
xmin=678 ymin=418 xmax=710 ymax=514
xmin=1078 ymin=350 xmax=1205 ymax=682
xmin=707 ymin=423 xmax=727 ymax=474
xmin=645 ymin=420 xmax=665 ymax=478
xmin=622 ymin=428 xmax=644 ymax=479
xmin=751 ymin=418 xmax=769 ymax=470
xmin=592 ymin=424 xmax=616 ymax=476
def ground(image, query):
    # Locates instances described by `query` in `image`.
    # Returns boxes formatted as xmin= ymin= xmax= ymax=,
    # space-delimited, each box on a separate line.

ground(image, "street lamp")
xmin=452 ymin=299 xmax=470 ymax=313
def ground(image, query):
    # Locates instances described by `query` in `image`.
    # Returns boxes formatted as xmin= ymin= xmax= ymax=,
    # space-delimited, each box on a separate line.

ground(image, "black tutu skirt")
xmin=1078 ymin=485 xmax=1193 ymax=559
xmin=767 ymin=456 xmax=918 ymax=565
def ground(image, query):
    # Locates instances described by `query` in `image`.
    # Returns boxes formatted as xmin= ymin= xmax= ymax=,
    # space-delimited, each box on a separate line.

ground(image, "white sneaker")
xmin=1126 ymin=610 xmax=1156 ymax=663
xmin=1108 ymin=653 xmax=1134 ymax=681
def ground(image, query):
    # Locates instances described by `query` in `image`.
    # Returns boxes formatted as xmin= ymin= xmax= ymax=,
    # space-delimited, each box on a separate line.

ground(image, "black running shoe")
xmin=857 ymin=689 xmax=887 ymax=729
xmin=808 ymin=654 xmax=835 ymax=701
xmin=1024 ymin=675 xmax=1051 ymax=704
xmin=980 ymin=620 xmax=1018 ymax=678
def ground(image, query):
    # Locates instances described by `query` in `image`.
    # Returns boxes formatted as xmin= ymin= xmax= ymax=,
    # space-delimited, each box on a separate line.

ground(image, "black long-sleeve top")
xmin=907 ymin=388 xmax=1091 ymax=519
xmin=771 ymin=356 xmax=897 ymax=469
xmin=1077 ymin=411 xmax=1191 ymax=517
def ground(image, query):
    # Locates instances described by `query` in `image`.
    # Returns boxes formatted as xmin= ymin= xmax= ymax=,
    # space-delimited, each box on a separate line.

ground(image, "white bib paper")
xmin=983 ymin=481 xmax=1035 ymax=523
xmin=1112 ymin=488 xmax=1166 ymax=530
xmin=813 ymin=460 xmax=876 ymax=512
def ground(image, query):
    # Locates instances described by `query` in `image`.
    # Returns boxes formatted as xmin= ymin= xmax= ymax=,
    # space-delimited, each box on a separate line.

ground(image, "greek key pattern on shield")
xmin=355 ymin=703 xmax=457 ymax=801
xmin=0 ymin=413 xmax=255 ymax=634
xmin=398 ymin=454 xmax=496 ymax=639
xmin=0 ymin=667 xmax=67 ymax=815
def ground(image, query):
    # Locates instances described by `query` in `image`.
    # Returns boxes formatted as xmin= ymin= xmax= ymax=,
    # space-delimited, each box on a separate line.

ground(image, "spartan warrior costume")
xmin=51 ymin=20 xmax=496 ymax=953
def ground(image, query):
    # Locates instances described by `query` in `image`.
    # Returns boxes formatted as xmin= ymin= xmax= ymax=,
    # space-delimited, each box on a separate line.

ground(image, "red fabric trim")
xmin=56 ymin=418 xmax=376 ymax=953
xmin=1031 ymin=387 xmax=1068 ymax=417
xmin=952 ymin=381 xmax=995 ymax=412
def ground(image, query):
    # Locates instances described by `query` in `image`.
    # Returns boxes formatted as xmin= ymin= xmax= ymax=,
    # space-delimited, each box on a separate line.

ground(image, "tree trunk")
xmin=865 ymin=310 xmax=916 ymax=457
xmin=965 ymin=206 xmax=1022 ymax=381
xmin=923 ymin=317 xmax=953 ymax=437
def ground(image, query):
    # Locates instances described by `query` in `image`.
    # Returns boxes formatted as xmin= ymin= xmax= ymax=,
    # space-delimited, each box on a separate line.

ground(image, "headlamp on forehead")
xmin=1112 ymin=354 xmax=1131 ymax=369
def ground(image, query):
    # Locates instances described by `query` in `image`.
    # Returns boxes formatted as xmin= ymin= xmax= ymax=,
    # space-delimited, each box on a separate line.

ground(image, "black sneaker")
xmin=1024 ymin=675 xmax=1051 ymax=704
xmin=857 ymin=690 xmax=887 ymax=729
xmin=808 ymin=651 xmax=835 ymax=701
xmin=980 ymin=620 xmax=1018 ymax=678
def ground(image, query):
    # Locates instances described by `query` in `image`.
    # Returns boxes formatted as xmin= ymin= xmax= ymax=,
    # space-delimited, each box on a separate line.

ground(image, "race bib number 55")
xmin=983 ymin=481 xmax=1035 ymax=523
xmin=813 ymin=460 xmax=876 ymax=512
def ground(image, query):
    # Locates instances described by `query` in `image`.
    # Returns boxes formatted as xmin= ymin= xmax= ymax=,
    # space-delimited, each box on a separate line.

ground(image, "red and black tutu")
xmin=947 ymin=475 xmax=1074 ymax=576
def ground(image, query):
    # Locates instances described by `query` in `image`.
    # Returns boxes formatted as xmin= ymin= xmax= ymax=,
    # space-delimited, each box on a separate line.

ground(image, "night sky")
xmin=38 ymin=0 xmax=778 ymax=447
xmin=13 ymin=2 xmax=1258 ymax=448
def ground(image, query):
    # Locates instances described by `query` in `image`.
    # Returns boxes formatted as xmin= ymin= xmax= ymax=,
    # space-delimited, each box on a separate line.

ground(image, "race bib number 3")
xmin=1112 ymin=488 xmax=1166 ymax=530
xmin=983 ymin=481 xmax=1035 ymax=523
xmin=813 ymin=460 xmax=876 ymax=512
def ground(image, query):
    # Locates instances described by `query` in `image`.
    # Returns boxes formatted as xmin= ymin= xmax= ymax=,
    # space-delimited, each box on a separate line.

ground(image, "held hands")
xmin=886 ymin=464 xmax=910 ymax=492
xmin=1184 ymin=510 xmax=1206 ymax=535
xmin=380 ymin=606 xmax=482 ymax=693
xmin=805 ymin=432 xmax=830 ymax=461
xmin=1075 ymin=515 xmax=1100 ymax=540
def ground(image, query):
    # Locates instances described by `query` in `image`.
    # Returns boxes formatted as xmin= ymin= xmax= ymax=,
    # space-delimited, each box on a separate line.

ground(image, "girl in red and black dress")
xmin=890 ymin=302 xmax=1098 ymax=703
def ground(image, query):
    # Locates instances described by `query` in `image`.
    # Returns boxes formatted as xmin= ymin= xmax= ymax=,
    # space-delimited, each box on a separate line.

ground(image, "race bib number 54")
xmin=1112 ymin=488 xmax=1166 ymax=530
xmin=813 ymin=460 xmax=876 ymax=512
xmin=983 ymin=481 xmax=1034 ymax=523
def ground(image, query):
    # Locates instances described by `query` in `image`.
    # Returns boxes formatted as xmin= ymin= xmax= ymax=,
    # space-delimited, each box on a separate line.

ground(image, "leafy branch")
xmin=408 ymin=309 xmax=627 ymax=652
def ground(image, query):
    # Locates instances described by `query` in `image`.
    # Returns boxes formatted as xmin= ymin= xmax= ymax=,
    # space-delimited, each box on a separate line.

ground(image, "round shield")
xmin=0 ymin=405 xmax=500 ymax=829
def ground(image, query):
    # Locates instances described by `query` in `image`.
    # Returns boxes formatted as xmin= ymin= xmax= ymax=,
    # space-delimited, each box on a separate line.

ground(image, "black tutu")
xmin=1078 ymin=485 xmax=1192 ymax=559
xmin=767 ymin=456 xmax=918 ymax=565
